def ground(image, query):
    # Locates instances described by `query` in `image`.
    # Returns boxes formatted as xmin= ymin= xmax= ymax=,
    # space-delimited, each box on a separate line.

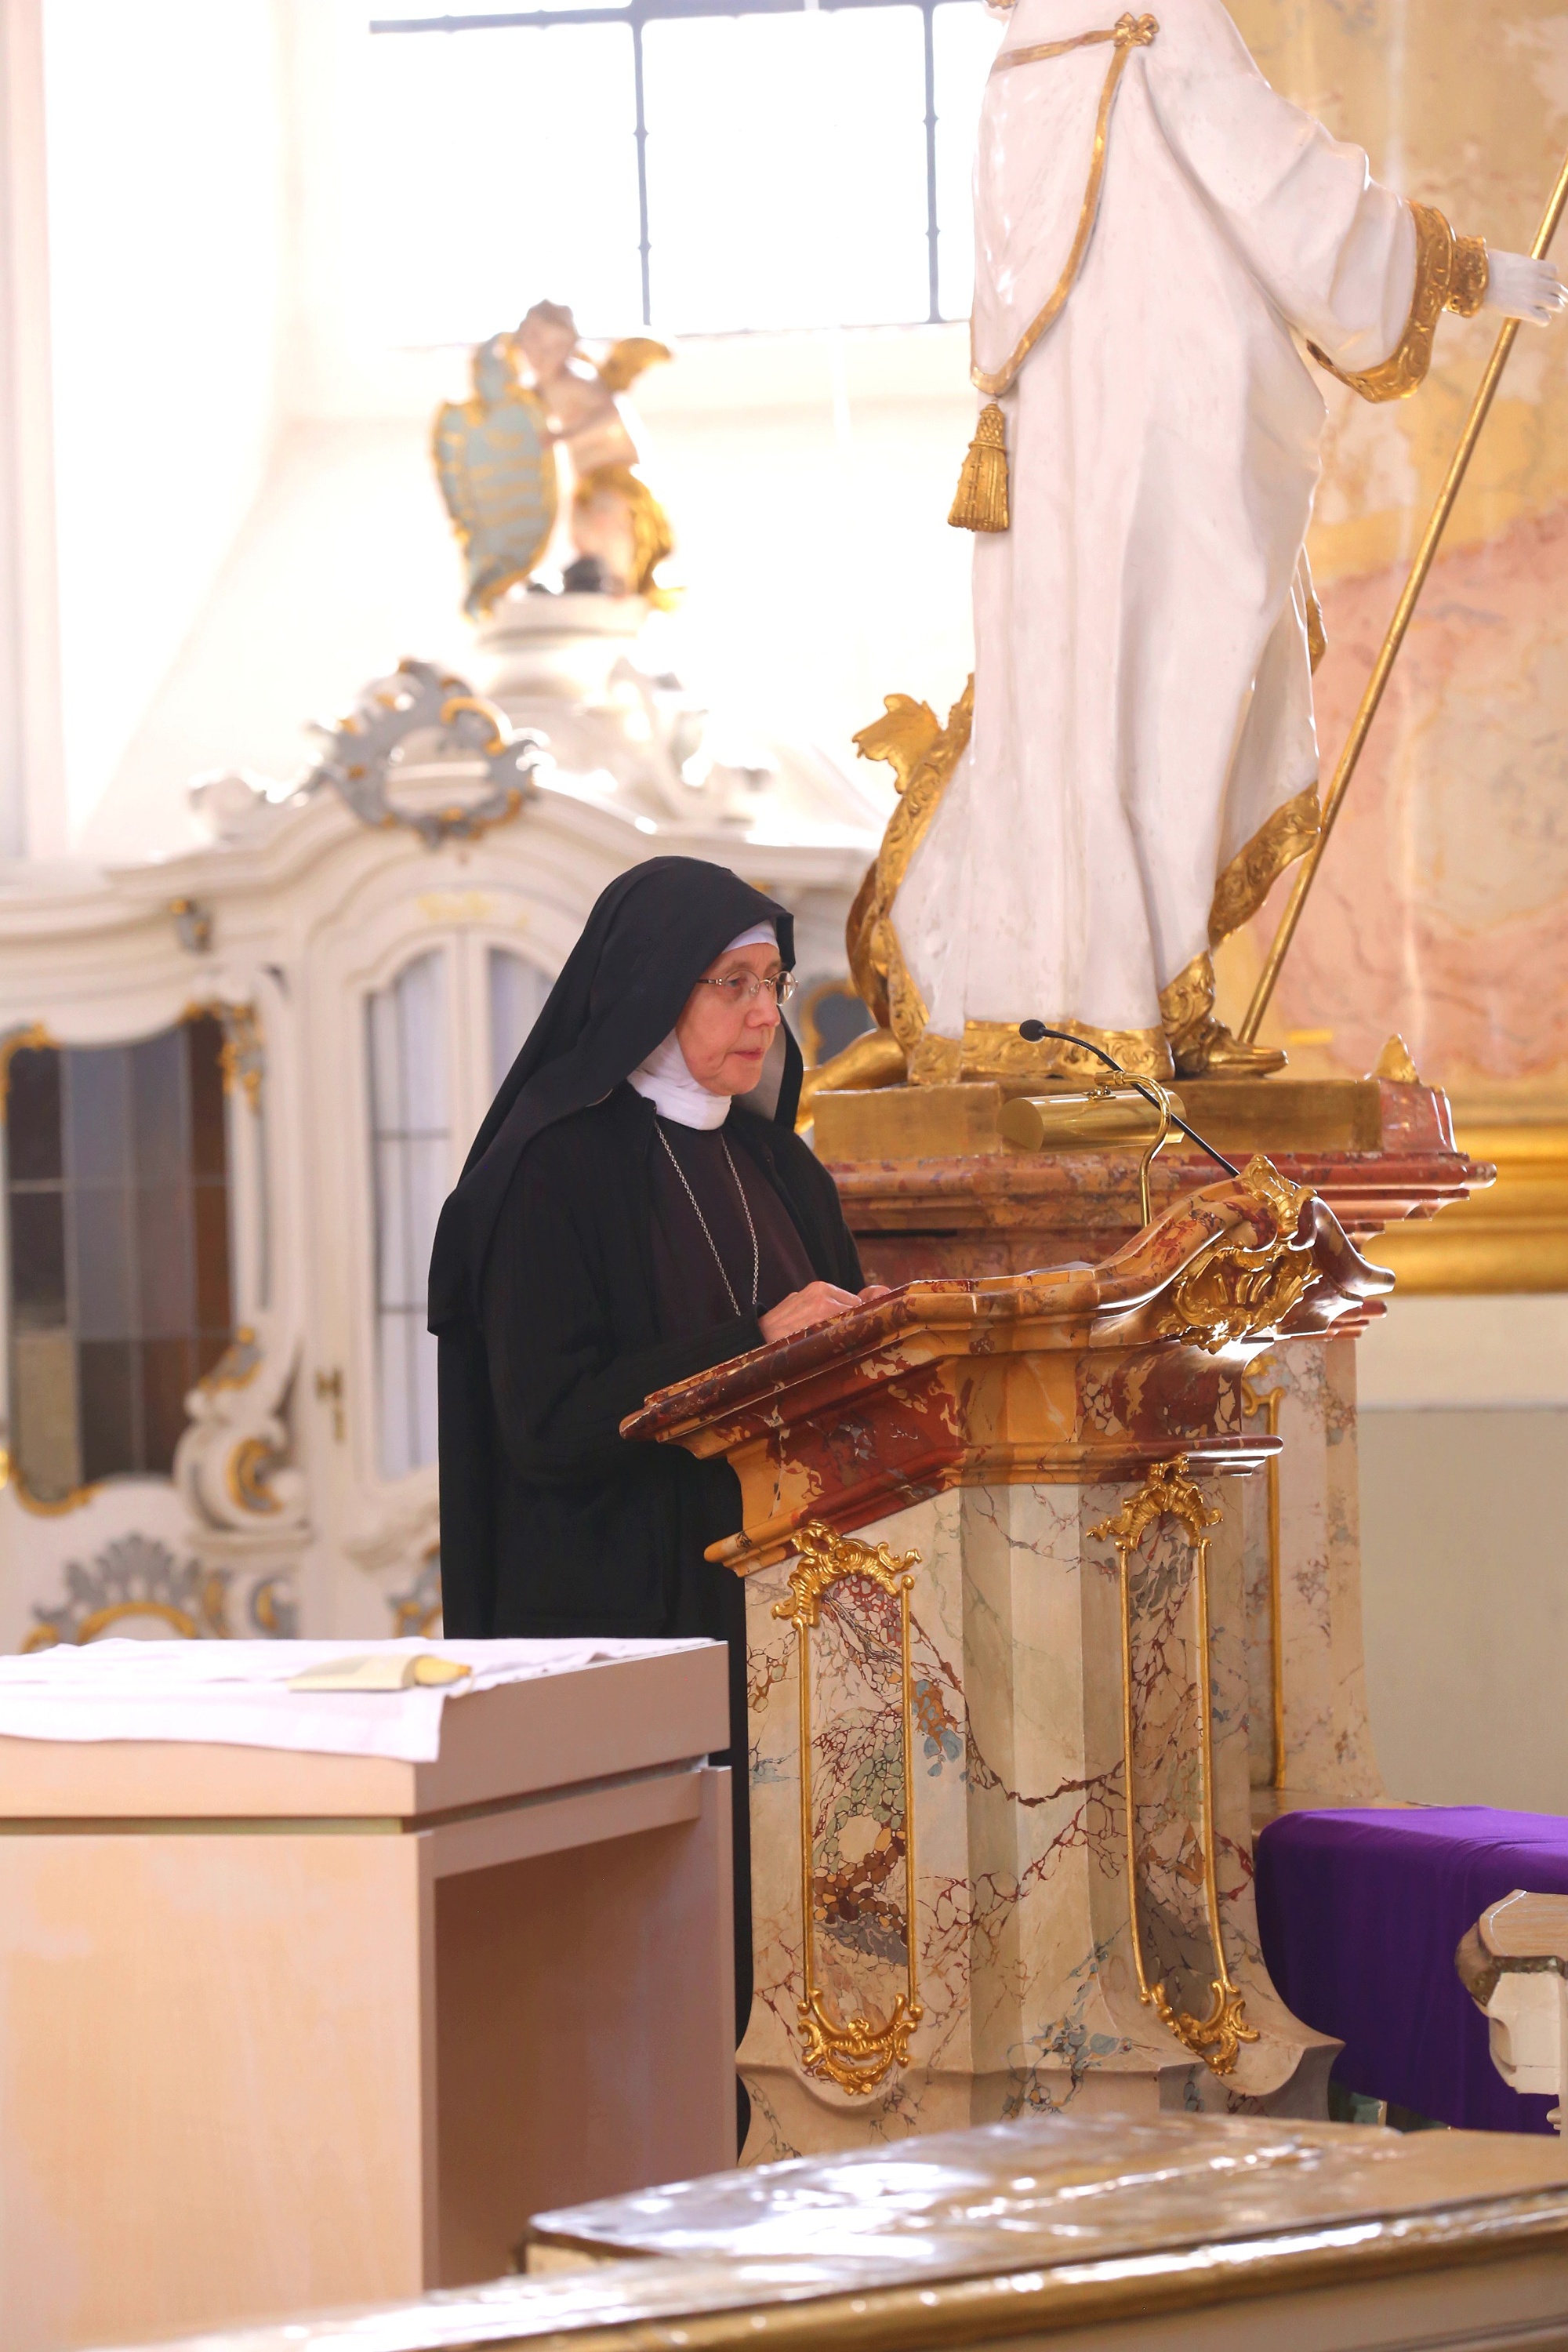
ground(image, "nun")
xmin=428 ymin=858 xmax=881 ymax=2102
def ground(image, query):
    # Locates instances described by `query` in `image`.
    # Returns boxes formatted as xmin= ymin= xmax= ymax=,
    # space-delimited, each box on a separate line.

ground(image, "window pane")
xmin=142 ymin=1335 xmax=198 ymax=1473
xmin=934 ymin=1 xmax=997 ymax=322
xmin=9 ymin=1192 xmax=67 ymax=1328
xmin=132 ymin=1029 xmax=186 ymax=1184
xmin=136 ymin=1173 xmax=194 ymax=1338
xmin=366 ymin=952 xmax=451 ymax=1479
xmin=642 ymin=10 xmax=929 ymax=332
xmin=378 ymin=1310 xmax=413 ymax=1485
xmin=5 ymin=1018 xmax=233 ymax=1496
xmin=12 ymin=1331 xmax=80 ymax=1501
xmin=7 ymin=1048 xmax=61 ymax=1181
xmin=396 ymin=954 xmax=448 ymax=1135
xmin=488 ymin=949 xmax=552 ymax=1096
xmin=79 ymin=1338 xmax=136 ymax=1482
xmin=72 ymin=1183 xmax=133 ymax=1341
xmin=193 ymin=1183 xmax=232 ymax=1335
xmin=351 ymin=25 xmax=642 ymax=347
xmin=64 ymin=1046 xmax=130 ymax=1185
xmin=186 ymin=1014 xmax=228 ymax=1181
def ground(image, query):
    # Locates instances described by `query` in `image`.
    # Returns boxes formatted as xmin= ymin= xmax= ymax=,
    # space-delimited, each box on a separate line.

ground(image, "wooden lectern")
xmin=624 ymin=1160 xmax=1391 ymax=2161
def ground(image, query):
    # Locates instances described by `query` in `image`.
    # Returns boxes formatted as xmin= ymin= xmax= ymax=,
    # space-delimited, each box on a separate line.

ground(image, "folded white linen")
xmin=0 ymin=1636 xmax=714 ymax=1764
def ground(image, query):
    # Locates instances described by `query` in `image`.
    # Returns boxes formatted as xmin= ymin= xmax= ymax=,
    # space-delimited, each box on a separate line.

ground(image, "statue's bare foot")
xmin=1171 ymin=1018 xmax=1287 ymax=1078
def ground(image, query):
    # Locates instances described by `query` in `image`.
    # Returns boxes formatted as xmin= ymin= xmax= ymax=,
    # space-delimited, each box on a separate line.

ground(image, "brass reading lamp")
xmin=1012 ymin=1021 xmax=1239 ymax=1225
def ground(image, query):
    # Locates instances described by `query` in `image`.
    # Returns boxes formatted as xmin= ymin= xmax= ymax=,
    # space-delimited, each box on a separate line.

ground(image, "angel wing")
xmin=594 ymin=337 xmax=673 ymax=396
xmin=432 ymin=372 xmax=559 ymax=616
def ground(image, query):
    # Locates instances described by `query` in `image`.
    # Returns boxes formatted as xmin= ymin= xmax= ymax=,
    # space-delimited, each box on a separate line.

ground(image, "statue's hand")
xmin=1483 ymin=251 xmax=1568 ymax=325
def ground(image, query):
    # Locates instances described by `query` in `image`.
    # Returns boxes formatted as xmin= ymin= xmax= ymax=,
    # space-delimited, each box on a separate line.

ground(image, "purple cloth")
xmin=1255 ymin=1806 xmax=1568 ymax=2134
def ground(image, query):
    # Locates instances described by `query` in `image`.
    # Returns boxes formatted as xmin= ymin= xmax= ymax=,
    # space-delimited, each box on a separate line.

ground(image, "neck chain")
xmin=657 ymin=1125 xmax=760 ymax=1316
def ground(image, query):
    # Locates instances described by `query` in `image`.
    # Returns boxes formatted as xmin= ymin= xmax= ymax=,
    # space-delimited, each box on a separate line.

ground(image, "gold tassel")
xmin=948 ymin=402 xmax=1010 ymax=533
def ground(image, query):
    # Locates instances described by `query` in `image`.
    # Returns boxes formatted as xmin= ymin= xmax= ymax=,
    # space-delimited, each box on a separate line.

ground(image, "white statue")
xmin=854 ymin=0 xmax=1564 ymax=1081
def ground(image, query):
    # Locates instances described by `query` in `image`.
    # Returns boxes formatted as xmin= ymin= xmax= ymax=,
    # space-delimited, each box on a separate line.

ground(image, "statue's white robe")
xmin=895 ymin=0 xmax=1416 ymax=1051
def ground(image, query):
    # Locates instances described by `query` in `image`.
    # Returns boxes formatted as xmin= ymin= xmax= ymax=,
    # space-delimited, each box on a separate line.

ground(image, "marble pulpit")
xmin=623 ymin=1159 xmax=1391 ymax=2160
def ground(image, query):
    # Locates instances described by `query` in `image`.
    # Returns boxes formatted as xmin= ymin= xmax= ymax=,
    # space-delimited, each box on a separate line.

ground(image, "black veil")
xmin=428 ymin=856 xmax=800 ymax=1337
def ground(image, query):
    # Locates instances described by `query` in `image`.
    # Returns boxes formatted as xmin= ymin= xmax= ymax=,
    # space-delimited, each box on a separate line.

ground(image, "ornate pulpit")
xmin=623 ymin=1160 xmax=1392 ymax=2161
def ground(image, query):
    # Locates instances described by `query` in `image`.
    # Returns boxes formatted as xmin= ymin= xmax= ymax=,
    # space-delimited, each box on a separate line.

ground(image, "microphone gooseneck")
xmin=1016 ymin=1021 xmax=1239 ymax=1179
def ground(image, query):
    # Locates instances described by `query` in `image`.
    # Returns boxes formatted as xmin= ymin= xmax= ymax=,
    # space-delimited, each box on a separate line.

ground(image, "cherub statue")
xmin=514 ymin=302 xmax=676 ymax=600
xmin=855 ymin=0 xmax=1565 ymax=1081
xmin=434 ymin=303 xmax=676 ymax=613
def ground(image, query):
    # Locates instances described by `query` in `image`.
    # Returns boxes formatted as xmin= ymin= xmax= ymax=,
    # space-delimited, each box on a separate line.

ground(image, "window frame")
xmin=371 ymin=0 xmax=989 ymax=331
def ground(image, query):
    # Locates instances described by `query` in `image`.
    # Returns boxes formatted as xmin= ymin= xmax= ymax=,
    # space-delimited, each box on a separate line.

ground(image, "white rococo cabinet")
xmin=0 ymin=593 xmax=880 ymax=1651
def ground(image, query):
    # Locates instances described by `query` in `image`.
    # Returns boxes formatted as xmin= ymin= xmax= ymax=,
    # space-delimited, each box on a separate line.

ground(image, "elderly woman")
xmin=428 ymin=859 xmax=880 ymax=2096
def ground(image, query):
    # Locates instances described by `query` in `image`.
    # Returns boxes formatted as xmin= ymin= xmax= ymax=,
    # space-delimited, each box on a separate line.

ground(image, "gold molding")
xmin=218 ymin=1004 xmax=263 ymax=1109
xmin=1374 ymin=1122 xmax=1568 ymax=1295
xmin=0 ymin=1021 xmax=55 ymax=1112
xmin=1208 ymin=784 xmax=1321 ymax=948
xmin=227 ymin=1436 xmax=284 ymax=1516
xmin=0 ymin=1445 xmax=96 ymax=1517
xmin=1308 ymin=202 xmax=1486 ymax=404
xmin=1094 ymin=1461 xmax=1258 ymax=2078
xmin=972 ymin=14 xmax=1160 ymax=398
xmin=773 ymin=1522 xmax=924 ymax=2096
xmin=935 ymin=1017 xmax=1171 ymax=1087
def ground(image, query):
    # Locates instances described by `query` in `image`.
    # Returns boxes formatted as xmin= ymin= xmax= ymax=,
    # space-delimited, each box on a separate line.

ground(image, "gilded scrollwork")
xmin=848 ymin=680 xmax=974 ymax=1042
xmin=1094 ymin=1459 xmax=1258 ymax=2079
xmin=1156 ymin=1158 xmax=1317 ymax=1352
xmin=217 ymin=1007 xmax=265 ymax=1109
xmin=303 ymin=659 xmax=541 ymax=847
xmin=21 ymin=1533 xmax=230 ymax=1653
xmin=175 ymin=1313 xmax=307 ymax=1541
xmin=774 ymin=1520 xmax=924 ymax=2096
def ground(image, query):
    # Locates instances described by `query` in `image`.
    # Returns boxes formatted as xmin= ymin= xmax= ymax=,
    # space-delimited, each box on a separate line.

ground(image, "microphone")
xmin=1016 ymin=1021 xmax=1238 ymax=1179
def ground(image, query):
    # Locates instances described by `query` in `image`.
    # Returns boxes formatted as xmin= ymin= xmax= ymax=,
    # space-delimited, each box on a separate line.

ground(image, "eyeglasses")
xmin=696 ymin=971 xmax=797 ymax=1008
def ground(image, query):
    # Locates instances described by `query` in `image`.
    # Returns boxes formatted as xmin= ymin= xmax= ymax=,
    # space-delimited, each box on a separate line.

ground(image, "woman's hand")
xmin=759 ymin=1281 xmax=866 ymax=1344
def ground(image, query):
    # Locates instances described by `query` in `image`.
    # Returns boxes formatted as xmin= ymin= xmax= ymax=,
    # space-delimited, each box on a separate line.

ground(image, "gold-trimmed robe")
xmin=889 ymin=0 xmax=1478 ymax=1076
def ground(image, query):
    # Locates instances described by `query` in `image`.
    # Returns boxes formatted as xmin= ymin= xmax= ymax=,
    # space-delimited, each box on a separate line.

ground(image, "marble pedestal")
xmin=626 ymin=1163 xmax=1390 ymax=2158
xmin=815 ymin=1076 xmax=1490 ymax=1815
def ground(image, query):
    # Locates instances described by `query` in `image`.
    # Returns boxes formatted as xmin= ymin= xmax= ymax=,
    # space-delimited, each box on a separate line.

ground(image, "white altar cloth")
xmin=0 ymin=1637 xmax=713 ymax=1762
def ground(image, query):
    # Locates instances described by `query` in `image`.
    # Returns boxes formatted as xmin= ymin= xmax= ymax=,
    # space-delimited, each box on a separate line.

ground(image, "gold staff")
xmin=1240 ymin=146 xmax=1568 ymax=1047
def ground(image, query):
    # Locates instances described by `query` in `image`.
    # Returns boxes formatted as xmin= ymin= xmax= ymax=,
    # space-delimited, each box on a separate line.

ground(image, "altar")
xmin=0 ymin=1639 xmax=734 ymax=2352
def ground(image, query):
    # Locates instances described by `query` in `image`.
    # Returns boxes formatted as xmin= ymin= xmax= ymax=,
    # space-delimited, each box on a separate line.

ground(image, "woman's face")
xmin=675 ymin=940 xmax=785 ymax=1094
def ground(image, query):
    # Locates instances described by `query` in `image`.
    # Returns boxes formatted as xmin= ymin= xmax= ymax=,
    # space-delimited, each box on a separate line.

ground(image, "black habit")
xmin=427 ymin=858 xmax=865 ymax=2063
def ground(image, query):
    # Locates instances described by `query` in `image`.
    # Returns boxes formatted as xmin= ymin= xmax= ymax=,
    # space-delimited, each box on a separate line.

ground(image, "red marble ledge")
xmin=622 ymin=1163 xmax=1392 ymax=1570
xmin=827 ymin=1079 xmax=1491 ymax=1297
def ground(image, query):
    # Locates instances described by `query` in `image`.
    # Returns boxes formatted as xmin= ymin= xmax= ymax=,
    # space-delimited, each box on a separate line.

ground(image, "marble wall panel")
xmin=1217 ymin=0 xmax=1568 ymax=1121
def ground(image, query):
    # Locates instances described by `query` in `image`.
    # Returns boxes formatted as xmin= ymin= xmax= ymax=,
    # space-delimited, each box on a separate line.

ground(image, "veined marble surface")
xmin=740 ymin=1477 xmax=1333 ymax=2162
xmin=1240 ymin=1337 xmax=1384 ymax=1802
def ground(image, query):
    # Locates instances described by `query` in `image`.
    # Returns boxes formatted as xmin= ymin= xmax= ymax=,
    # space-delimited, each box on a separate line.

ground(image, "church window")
xmin=367 ymin=951 xmax=450 ymax=1480
xmin=3 ymin=1016 xmax=234 ymax=1504
xmin=487 ymin=947 xmax=552 ymax=1094
xmin=365 ymin=0 xmax=995 ymax=338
